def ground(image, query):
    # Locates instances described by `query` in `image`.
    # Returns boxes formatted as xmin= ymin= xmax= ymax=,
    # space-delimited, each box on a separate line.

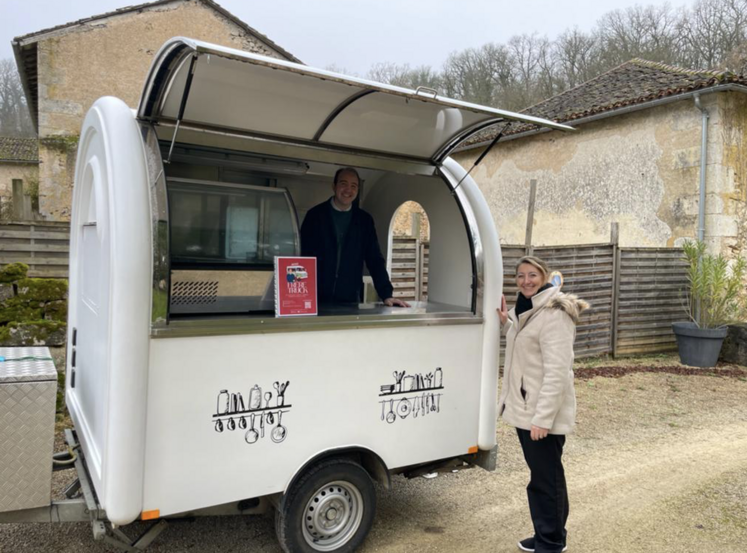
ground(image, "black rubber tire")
xmin=276 ymin=458 xmax=376 ymax=553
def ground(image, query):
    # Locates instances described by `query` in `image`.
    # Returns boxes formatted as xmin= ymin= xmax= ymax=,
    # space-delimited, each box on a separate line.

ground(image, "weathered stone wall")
xmin=0 ymin=164 xmax=37 ymax=219
xmin=34 ymin=0 xmax=292 ymax=220
xmin=719 ymin=92 xmax=747 ymax=261
xmin=453 ymin=93 xmax=745 ymax=259
xmin=391 ymin=201 xmax=430 ymax=241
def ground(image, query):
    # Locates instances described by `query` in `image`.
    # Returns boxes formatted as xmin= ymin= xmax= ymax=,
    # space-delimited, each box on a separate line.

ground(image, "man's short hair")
xmin=334 ymin=167 xmax=361 ymax=185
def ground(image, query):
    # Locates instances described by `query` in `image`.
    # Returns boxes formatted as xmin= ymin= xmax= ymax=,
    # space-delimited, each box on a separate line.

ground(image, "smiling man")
xmin=301 ymin=167 xmax=409 ymax=306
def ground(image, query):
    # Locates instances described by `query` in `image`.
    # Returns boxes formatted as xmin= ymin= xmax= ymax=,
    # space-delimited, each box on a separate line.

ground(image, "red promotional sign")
xmin=274 ymin=257 xmax=318 ymax=317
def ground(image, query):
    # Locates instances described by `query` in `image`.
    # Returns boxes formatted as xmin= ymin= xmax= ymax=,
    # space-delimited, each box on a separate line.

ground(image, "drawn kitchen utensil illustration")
xmin=393 ymin=371 xmax=405 ymax=392
xmin=273 ymin=380 xmax=290 ymax=407
xmin=217 ymin=390 xmax=229 ymax=415
xmin=271 ymin=411 xmax=287 ymax=443
xmin=213 ymin=380 xmax=291 ymax=444
xmin=245 ymin=413 xmax=259 ymax=444
xmin=413 ymin=396 xmax=419 ymax=418
xmin=381 ymin=401 xmax=386 ymax=421
xmin=386 ymin=399 xmax=396 ymax=424
xmin=248 ymin=385 xmax=262 ymax=410
xmin=397 ymin=398 xmax=411 ymax=419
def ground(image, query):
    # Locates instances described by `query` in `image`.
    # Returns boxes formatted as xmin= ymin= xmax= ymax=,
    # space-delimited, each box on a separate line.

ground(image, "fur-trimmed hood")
xmin=548 ymin=294 xmax=590 ymax=324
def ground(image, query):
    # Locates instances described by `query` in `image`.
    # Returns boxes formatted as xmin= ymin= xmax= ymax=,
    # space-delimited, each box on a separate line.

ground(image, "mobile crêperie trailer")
xmin=0 ymin=38 xmax=572 ymax=552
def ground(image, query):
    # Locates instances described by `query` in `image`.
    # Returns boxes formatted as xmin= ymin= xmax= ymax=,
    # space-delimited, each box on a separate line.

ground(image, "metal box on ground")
xmin=0 ymin=347 xmax=57 ymax=513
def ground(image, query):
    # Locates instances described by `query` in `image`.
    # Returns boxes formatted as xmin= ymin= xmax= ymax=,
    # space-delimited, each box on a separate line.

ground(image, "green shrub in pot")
xmin=682 ymin=240 xmax=747 ymax=328
xmin=674 ymin=240 xmax=747 ymax=367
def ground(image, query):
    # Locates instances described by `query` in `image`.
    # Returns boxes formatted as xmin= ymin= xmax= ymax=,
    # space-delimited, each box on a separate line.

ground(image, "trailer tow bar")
xmin=0 ymin=429 xmax=168 ymax=551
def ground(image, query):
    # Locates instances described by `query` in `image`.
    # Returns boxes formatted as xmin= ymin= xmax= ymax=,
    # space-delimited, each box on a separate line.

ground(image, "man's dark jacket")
xmin=301 ymin=200 xmax=394 ymax=303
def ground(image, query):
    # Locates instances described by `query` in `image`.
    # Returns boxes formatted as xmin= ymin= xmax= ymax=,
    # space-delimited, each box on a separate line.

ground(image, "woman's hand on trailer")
xmin=497 ymin=294 xmax=508 ymax=325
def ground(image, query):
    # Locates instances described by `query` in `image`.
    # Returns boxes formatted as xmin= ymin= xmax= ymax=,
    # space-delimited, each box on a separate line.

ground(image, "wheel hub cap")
xmin=302 ymin=481 xmax=364 ymax=551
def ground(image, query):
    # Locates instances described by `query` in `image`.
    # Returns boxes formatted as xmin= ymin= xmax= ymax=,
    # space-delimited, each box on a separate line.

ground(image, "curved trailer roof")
xmin=138 ymin=37 xmax=574 ymax=165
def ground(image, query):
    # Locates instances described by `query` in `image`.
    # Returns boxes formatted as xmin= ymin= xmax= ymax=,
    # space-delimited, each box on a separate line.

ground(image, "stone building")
xmin=11 ymin=0 xmax=299 ymax=221
xmin=0 ymin=137 xmax=39 ymax=220
xmin=453 ymin=59 xmax=747 ymax=259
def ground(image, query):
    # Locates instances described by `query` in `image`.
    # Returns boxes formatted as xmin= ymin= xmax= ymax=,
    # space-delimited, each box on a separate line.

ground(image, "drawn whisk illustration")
xmin=213 ymin=380 xmax=291 ymax=444
xmin=378 ymin=368 xmax=444 ymax=423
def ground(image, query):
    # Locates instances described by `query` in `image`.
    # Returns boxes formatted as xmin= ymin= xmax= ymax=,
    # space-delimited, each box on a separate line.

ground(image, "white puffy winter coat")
xmin=497 ymin=286 xmax=589 ymax=435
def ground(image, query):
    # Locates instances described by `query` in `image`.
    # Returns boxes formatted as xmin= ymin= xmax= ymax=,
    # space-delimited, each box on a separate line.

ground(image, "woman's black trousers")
xmin=516 ymin=428 xmax=569 ymax=553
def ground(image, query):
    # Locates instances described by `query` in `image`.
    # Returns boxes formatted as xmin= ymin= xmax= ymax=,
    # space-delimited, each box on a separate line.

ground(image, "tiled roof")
xmin=463 ymin=59 xmax=747 ymax=148
xmin=0 ymin=137 xmax=39 ymax=163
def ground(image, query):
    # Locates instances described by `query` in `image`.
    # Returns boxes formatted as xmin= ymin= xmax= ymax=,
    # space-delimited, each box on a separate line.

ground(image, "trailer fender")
xmin=281 ymin=447 xmax=390 ymax=508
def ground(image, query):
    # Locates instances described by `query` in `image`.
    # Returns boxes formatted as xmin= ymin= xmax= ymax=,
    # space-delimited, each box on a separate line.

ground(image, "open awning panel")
xmin=139 ymin=38 xmax=574 ymax=163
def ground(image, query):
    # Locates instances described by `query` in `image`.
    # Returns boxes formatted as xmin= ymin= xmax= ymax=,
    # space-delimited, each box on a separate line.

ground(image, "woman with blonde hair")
xmin=497 ymin=256 xmax=588 ymax=553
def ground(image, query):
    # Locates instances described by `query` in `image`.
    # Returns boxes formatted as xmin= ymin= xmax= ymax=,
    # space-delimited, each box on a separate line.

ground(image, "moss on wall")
xmin=0 ymin=263 xmax=29 ymax=283
xmin=39 ymin=135 xmax=80 ymax=154
xmin=16 ymin=278 xmax=68 ymax=302
xmin=0 ymin=263 xmax=68 ymax=346
xmin=43 ymin=300 xmax=68 ymax=322
xmin=0 ymin=298 xmax=44 ymax=325
xmin=0 ymin=321 xmax=66 ymax=346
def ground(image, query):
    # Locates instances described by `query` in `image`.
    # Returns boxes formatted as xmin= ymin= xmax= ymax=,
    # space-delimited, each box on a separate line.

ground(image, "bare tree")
xmin=442 ymin=43 xmax=516 ymax=107
xmin=724 ymin=41 xmax=747 ymax=73
xmin=0 ymin=59 xmax=34 ymax=137
xmin=680 ymin=0 xmax=747 ymax=68
xmin=596 ymin=4 xmax=683 ymax=67
xmin=508 ymin=34 xmax=541 ymax=106
xmin=535 ymin=36 xmax=561 ymax=101
xmin=366 ymin=62 xmax=442 ymax=90
xmin=554 ymin=29 xmax=600 ymax=89
xmin=362 ymin=0 xmax=747 ymax=112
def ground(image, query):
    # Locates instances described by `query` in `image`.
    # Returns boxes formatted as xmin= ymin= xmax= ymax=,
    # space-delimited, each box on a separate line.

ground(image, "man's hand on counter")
xmin=384 ymin=297 xmax=411 ymax=307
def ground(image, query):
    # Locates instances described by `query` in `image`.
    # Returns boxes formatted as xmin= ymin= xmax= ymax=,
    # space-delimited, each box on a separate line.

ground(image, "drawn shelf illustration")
xmin=378 ymin=368 xmax=444 ymax=423
xmin=213 ymin=380 xmax=290 ymax=444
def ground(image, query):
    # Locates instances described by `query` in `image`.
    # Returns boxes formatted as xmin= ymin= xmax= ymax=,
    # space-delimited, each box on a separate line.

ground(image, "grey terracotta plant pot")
xmin=672 ymin=322 xmax=728 ymax=368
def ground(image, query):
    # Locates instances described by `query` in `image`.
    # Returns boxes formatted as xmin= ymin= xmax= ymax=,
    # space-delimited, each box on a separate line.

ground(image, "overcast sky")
xmin=1 ymin=0 xmax=695 ymax=75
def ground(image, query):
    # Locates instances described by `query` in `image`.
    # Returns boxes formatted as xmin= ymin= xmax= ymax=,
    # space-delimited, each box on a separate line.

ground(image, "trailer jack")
xmin=92 ymin=519 xmax=169 ymax=552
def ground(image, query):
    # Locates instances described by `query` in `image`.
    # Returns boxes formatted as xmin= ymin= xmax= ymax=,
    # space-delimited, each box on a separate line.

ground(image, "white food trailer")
xmin=0 ymin=38 xmax=572 ymax=552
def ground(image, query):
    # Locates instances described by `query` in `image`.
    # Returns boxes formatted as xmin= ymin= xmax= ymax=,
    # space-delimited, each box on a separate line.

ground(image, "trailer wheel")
xmin=276 ymin=458 xmax=376 ymax=552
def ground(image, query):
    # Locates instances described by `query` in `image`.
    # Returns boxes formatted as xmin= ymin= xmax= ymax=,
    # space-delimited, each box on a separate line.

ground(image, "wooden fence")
xmin=614 ymin=248 xmax=689 ymax=356
xmin=502 ymin=239 xmax=688 ymax=358
xmin=390 ymin=236 xmax=429 ymax=302
xmin=0 ymin=222 xmax=70 ymax=278
xmin=0 ymin=222 xmax=689 ymax=357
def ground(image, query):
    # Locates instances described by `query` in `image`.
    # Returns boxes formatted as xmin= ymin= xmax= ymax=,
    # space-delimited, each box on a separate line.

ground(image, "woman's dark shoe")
xmin=517 ymin=537 xmax=568 ymax=552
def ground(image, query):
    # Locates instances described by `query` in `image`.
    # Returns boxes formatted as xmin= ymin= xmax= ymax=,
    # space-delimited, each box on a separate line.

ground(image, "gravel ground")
xmin=2 ymin=354 xmax=746 ymax=553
